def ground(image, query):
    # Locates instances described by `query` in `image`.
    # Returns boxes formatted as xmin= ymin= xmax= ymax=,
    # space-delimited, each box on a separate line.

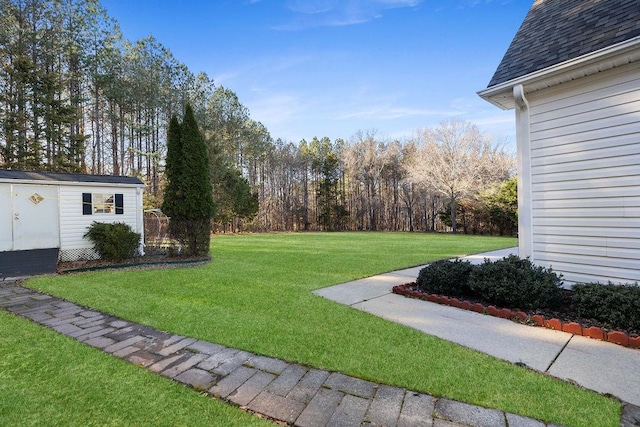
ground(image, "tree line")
xmin=256 ymin=125 xmax=516 ymax=235
xmin=0 ymin=0 xmax=517 ymax=235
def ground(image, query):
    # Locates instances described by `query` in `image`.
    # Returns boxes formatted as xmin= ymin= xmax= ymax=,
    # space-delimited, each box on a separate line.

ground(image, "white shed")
xmin=0 ymin=170 xmax=145 ymax=277
xmin=478 ymin=0 xmax=640 ymax=284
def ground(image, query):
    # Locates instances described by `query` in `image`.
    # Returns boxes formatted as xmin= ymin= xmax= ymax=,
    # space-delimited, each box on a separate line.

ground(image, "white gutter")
xmin=478 ymin=35 xmax=640 ymax=110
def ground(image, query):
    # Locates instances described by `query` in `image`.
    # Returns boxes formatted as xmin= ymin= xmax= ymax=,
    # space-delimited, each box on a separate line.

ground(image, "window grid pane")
xmin=93 ymin=193 xmax=115 ymax=214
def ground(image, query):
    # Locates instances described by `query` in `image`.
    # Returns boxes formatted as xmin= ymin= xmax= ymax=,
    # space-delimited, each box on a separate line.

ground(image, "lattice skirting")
xmin=58 ymin=247 xmax=100 ymax=262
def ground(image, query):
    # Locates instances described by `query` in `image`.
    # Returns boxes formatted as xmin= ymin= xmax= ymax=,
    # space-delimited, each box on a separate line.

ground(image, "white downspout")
xmin=137 ymin=187 xmax=145 ymax=256
xmin=513 ymin=84 xmax=534 ymax=261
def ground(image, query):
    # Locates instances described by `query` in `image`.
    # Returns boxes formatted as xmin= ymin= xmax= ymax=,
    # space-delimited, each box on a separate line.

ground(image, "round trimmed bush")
xmin=84 ymin=221 xmax=141 ymax=261
xmin=416 ymin=259 xmax=477 ymax=297
xmin=572 ymin=282 xmax=640 ymax=331
xmin=468 ymin=255 xmax=563 ymax=310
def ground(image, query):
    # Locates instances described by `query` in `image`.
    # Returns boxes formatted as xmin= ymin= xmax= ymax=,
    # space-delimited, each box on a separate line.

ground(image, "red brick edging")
xmin=392 ymin=283 xmax=640 ymax=350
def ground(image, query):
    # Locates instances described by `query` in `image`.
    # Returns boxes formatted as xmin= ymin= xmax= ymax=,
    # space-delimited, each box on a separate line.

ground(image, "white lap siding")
xmin=527 ymin=61 xmax=640 ymax=284
xmin=58 ymin=185 xmax=143 ymax=261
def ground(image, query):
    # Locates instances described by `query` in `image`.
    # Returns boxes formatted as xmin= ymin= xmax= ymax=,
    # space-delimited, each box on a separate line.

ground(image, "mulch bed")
xmin=393 ymin=283 xmax=640 ymax=349
xmin=57 ymin=254 xmax=211 ymax=274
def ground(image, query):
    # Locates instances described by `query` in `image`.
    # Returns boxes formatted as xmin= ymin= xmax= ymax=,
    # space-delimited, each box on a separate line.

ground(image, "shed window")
xmin=82 ymin=193 xmax=124 ymax=215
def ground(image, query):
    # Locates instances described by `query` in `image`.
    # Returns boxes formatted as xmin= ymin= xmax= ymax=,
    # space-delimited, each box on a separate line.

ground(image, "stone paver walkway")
xmin=0 ymin=279 xmax=572 ymax=427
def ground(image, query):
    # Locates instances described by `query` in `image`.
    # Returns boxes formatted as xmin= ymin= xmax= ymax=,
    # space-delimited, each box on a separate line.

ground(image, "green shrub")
xmin=416 ymin=259 xmax=477 ymax=297
xmin=572 ymin=282 xmax=640 ymax=331
xmin=468 ymin=255 xmax=563 ymax=310
xmin=84 ymin=222 xmax=141 ymax=261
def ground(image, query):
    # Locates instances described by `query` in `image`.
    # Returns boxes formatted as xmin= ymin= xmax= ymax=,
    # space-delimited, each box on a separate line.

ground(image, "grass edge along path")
xmin=26 ymin=232 xmax=621 ymax=427
xmin=0 ymin=310 xmax=271 ymax=427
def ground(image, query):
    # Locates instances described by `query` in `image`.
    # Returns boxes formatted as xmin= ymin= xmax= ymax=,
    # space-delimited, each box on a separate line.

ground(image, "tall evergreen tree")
xmin=161 ymin=114 xmax=182 ymax=216
xmin=316 ymin=151 xmax=346 ymax=231
xmin=162 ymin=104 xmax=215 ymax=256
xmin=180 ymin=103 xmax=214 ymax=218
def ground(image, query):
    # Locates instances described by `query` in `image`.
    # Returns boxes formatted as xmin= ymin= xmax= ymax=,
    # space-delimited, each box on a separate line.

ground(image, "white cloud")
xmin=246 ymin=91 xmax=301 ymax=125
xmin=338 ymin=106 xmax=460 ymax=121
xmin=212 ymin=71 xmax=241 ymax=86
xmin=275 ymin=0 xmax=424 ymax=30
xmin=211 ymin=51 xmax=318 ymax=89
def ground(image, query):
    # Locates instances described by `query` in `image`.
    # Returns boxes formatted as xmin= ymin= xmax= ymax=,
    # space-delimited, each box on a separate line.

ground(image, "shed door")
xmin=12 ymin=185 xmax=60 ymax=250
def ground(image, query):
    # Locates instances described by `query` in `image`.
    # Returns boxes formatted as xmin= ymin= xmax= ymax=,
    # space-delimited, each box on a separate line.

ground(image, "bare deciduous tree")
xmin=408 ymin=120 xmax=514 ymax=233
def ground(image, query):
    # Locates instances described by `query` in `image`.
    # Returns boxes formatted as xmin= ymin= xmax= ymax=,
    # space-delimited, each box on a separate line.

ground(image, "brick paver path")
xmin=2 ymin=279 xmax=623 ymax=426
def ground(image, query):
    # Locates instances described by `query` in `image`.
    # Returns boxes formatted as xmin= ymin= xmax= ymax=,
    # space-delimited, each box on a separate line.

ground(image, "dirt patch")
xmin=57 ymin=254 xmax=211 ymax=274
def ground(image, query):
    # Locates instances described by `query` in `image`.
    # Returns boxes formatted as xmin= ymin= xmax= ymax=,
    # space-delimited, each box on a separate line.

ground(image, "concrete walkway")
xmin=313 ymin=248 xmax=640 ymax=412
xmin=2 ymin=278 xmax=566 ymax=427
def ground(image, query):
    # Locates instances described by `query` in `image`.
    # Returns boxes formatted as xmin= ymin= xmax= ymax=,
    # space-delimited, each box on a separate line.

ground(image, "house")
xmin=478 ymin=0 xmax=640 ymax=284
xmin=0 ymin=170 xmax=145 ymax=277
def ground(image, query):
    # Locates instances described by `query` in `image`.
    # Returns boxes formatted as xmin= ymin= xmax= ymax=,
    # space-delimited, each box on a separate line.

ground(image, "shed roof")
xmin=0 ymin=169 xmax=144 ymax=186
xmin=487 ymin=0 xmax=640 ymax=88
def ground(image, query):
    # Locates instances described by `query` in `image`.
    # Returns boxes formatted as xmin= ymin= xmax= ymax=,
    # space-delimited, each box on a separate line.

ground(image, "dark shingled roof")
xmin=488 ymin=0 xmax=640 ymax=87
xmin=0 ymin=169 xmax=144 ymax=185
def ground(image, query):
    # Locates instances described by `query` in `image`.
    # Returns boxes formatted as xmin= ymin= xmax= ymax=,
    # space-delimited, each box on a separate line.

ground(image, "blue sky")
xmin=100 ymin=0 xmax=531 ymax=146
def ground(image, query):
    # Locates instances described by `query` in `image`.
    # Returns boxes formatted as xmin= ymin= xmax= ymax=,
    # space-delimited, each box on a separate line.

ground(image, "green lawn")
xmin=0 ymin=310 xmax=271 ymax=426
xmin=23 ymin=232 xmax=621 ymax=427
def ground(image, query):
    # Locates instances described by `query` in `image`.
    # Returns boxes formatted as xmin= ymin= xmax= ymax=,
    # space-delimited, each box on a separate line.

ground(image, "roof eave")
xmin=478 ymin=35 xmax=640 ymax=110
xmin=0 ymin=178 xmax=145 ymax=188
